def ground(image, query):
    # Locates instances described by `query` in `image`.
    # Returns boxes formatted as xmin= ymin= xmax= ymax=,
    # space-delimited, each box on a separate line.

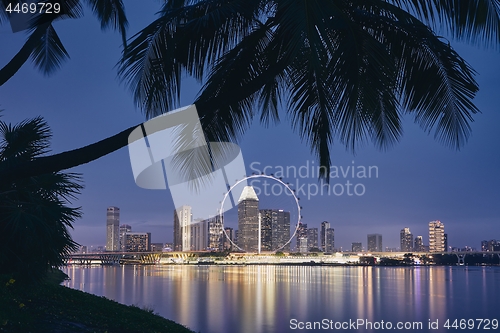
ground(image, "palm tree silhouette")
xmin=0 ymin=0 xmax=128 ymax=85
xmin=1 ymin=0 xmax=499 ymax=183
xmin=0 ymin=117 xmax=82 ymax=280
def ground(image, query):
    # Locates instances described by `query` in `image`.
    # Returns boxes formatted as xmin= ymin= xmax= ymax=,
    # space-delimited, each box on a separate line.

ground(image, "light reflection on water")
xmin=62 ymin=265 xmax=500 ymax=333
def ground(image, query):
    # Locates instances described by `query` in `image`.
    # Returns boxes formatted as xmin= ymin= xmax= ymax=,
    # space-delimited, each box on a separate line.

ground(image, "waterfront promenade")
xmin=66 ymin=251 xmax=500 ymax=266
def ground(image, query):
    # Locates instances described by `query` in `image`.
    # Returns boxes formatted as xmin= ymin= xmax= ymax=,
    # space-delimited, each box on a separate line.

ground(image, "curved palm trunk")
xmin=0 ymin=24 xmax=49 ymax=86
xmin=0 ymin=123 xmax=138 ymax=185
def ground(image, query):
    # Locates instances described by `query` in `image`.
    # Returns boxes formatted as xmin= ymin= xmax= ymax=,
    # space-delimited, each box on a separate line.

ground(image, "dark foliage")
xmin=0 ymin=117 xmax=82 ymax=281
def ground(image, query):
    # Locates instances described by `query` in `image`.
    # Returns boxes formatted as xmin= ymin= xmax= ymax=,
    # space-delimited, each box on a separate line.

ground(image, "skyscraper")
xmin=259 ymin=209 xmax=291 ymax=252
xmin=106 ymin=207 xmax=120 ymax=251
xmin=429 ymin=220 xmax=445 ymax=252
xmin=190 ymin=218 xmax=208 ymax=251
xmin=119 ymin=224 xmax=132 ymax=251
xmin=481 ymin=240 xmax=488 ymax=252
xmin=307 ymin=228 xmax=319 ymax=250
xmin=237 ymin=186 xmax=260 ymax=252
xmin=414 ymin=235 xmax=424 ymax=252
xmin=223 ymin=227 xmax=235 ymax=251
xmin=275 ymin=210 xmax=291 ymax=251
xmin=174 ymin=206 xmax=192 ymax=251
xmin=400 ymin=227 xmax=413 ymax=252
xmin=325 ymin=228 xmax=335 ymax=253
xmin=367 ymin=234 xmax=383 ymax=252
xmin=206 ymin=215 xmax=223 ymax=250
xmin=259 ymin=209 xmax=274 ymax=251
xmin=320 ymin=221 xmax=330 ymax=251
xmin=296 ymin=223 xmax=308 ymax=253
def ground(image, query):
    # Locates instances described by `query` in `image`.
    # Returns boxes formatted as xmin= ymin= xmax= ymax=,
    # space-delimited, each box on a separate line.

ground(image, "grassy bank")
xmin=0 ymin=270 xmax=195 ymax=333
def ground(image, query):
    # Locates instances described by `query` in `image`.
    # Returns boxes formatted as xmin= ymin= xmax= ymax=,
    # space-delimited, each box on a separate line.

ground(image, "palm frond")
xmin=30 ymin=24 xmax=70 ymax=76
xmin=119 ymin=0 xmax=264 ymax=117
xmin=118 ymin=0 xmax=485 ymax=181
xmin=0 ymin=116 xmax=81 ymax=281
xmin=85 ymin=0 xmax=128 ymax=46
xmin=391 ymin=0 xmax=500 ymax=47
xmin=0 ymin=116 xmax=52 ymax=160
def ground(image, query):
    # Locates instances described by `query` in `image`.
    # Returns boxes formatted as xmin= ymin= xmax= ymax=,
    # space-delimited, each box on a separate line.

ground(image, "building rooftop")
xmin=238 ymin=186 xmax=259 ymax=203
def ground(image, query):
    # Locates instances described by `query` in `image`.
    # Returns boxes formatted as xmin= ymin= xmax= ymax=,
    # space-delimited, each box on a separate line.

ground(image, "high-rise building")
xmin=119 ymin=224 xmax=132 ymax=251
xmin=223 ymin=227 xmax=234 ymax=251
xmin=485 ymin=239 xmax=499 ymax=252
xmin=444 ymin=233 xmax=448 ymax=252
xmin=325 ymin=228 xmax=335 ymax=253
xmin=297 ymin=223 xmax=308 ymax=253
xmin=123 ymin=232 xmax=151 ymax=252
xmin=400 ymin=227 xmax=413 ymax=252
xmin=351 ymin=242 xmax=362 ymax=252
xmin=203 ymin=215 xmax=224 ymax=251
xmin=190 ymin=218 xmax=208 ymax=251
xmin=429 ymin=220 xmax=445 ymax=252
xmin=414 ymin=236 xmax=424 ymax=252
xmin=173 ymin=210 xmax=181 ymax=251
xmin=367 ymin=234 xmax=383 ymax=252
xmin=238 ymin=186 xmax=260 ymax=252
xmin=481 ymin=240 xmax=488 ymax=252
xmin=174 ymin=206 xmax=192 ymax=251
xmin=106 ymin=207 xmax=120 ymax=251
xmin=307 ymin=228 xmax=319 ymax=250
xmin=274 ymin=210 xmax=290 ymax=251
xmin=259 ymin=209 xmax=274 ymax=251
xmin=320 ymin=221 xmax=331 ymax=251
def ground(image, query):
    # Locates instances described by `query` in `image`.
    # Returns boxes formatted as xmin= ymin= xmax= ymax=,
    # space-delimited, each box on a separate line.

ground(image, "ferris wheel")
xmin=219 ymin=174 xmax=302 ymax=253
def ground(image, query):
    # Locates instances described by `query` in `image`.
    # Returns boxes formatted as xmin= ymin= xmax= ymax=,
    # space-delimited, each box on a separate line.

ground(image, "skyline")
xmin=1 ymin=1 xmax=500 ymax=250
xmin=93 ymin=203 xmax=492 ymax=252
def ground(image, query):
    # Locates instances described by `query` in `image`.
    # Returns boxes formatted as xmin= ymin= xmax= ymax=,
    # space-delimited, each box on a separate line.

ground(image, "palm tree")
xmin=0 ymin=117 xmax=82 ymax=281
xmin=119 ymin=0 xmax=500 ymax=177
xmin=1 ymin=1 xmax=500 ymax=183
xmin=0 ymin=0 xmax=128 ymax=86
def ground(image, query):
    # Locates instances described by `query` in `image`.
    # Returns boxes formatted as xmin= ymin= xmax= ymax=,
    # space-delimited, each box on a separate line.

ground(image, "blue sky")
xmin=1 ymin=2 xmax=500 ymax=250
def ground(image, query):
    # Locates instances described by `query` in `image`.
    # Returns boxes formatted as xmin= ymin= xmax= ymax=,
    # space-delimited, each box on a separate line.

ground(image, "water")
xmin=63 ymin=265 xmax=500 ymax=332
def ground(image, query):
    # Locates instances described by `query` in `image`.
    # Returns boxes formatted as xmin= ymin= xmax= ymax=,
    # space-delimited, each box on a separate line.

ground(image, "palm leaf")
xmin=119 ymin=0 xmax=486 ymax=180
xmin=391 ymin=0 xmax=500 ymax=47
xmin=85 ymin=0 xmax=129 ymax=46
xmin=0 ymin=116 xmax=52 ymax=160
xmin=30 ymin=24 xmax=70 ymax=76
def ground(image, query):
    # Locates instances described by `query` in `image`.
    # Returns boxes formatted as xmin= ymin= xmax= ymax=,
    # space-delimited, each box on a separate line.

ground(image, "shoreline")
xmin=0 ymin=270 xmax=195 ymax=333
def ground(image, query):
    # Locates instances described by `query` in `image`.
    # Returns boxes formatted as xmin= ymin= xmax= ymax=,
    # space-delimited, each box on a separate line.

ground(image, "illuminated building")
xmin=307 ymin=228 xmax=319 ymax=250
xmin=237 ymin=186 xmax=260 ymax=252
xmin=351 ymin=242 xmax=362 ymax=252
xmin=320 ymin=221 xmax=330 ymax=251
xmin=296 ymin=223 xmax=308 ymax=253
xmin=173 ymin=206 xmax=192 ymax=251
xmin=325 ymin=228 xmax=335 ymax=253
xmin=119 ymin=224 xmax=131 ymax=251
xmin=106 ymin=207 xmax=120 ymax=251
xmin=123 ymin=232 xmax=151 ymax=252
xmin=260 ymin=209 xmax=291 ymax=251
xmin=400 ymin=227 xmax=413 ymax=252
xmin=414 ymin=236 xmax=424 ymax=252
xmin=367 ymin=234 xmax=382 ymax=252
xmin=429 ymin=220 xmax=445 ymax=252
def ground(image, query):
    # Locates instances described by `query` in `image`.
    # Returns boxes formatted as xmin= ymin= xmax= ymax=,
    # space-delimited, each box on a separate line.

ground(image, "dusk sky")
xmin=1 ymin=1 xmax=500 ymax=250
